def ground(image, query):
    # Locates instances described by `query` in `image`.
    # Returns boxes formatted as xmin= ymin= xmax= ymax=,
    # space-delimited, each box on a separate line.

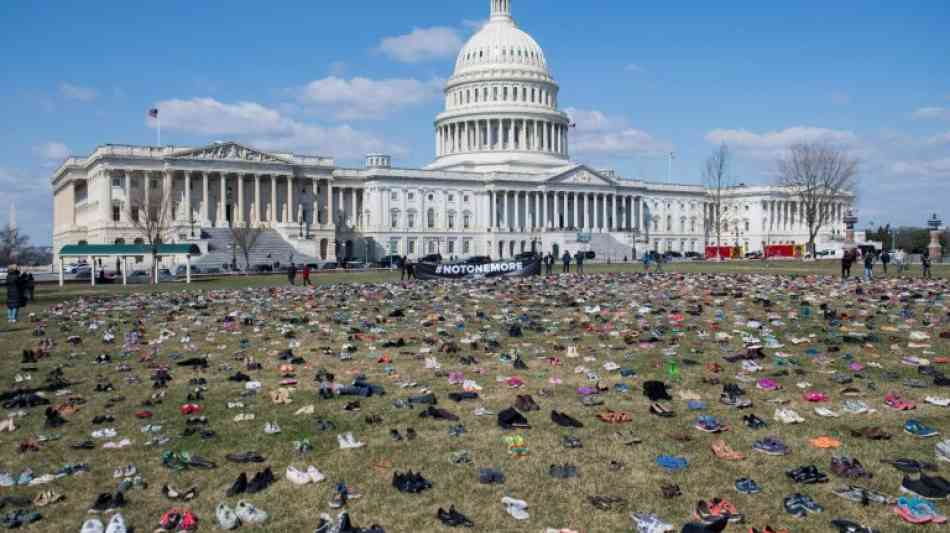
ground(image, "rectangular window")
xmin=408 ymin=193 xmax=415 ymax=201
xmin=131 ymin=207 xmax=140 ymax=222
xmin=389 ymin=239 xmax=399 ymax=254
xmin=448 ymin=194 xmax=454 ymax=202
xmin=391 ymin=191 xmax=398 ymax=201
xmin=112 ymin=177 xmax=122 ymax=188
xmin=408 ymin=240 xmax=416 ymax=254
xmin=112 ymin=205 xmax=121 ymax=222
xmin=408 ymin=213 xmax=415 ymax=228
xmin=448 ymin=215 xmax=455 ymax=229
xmin=463 ymin=214 xmax=471 ymax=229
xmin=448 ymin=240 xmax=455 ymax=254
xmin=391 ymin=212 xmax=398 ymax=228
xmin=463 ymin=240 xmax=471 ymax=254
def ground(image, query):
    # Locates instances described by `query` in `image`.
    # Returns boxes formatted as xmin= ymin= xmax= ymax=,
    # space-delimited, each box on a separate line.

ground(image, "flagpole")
xmin=667 ymin=152 xmax=673 ymax=182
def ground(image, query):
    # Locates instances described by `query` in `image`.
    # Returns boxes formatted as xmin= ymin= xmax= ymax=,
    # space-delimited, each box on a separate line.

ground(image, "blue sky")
xmin=2 ymin=0 xmax=949 ymax=244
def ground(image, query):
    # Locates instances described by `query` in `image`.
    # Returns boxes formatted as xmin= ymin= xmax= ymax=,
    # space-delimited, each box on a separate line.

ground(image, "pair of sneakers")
xmin=286 ymin=465 xmax=325 ymax=485
xmin=783 ymin=493 xmax=823 ymax=518
xmin=215 ymin=501 xmax=268 ymax=529
xmin=81 ymin=514 xmax=126 ymax=533
xmin=337 ymin=432 xmax=364 ymax=449
xmin=156 ymin=509 xmax=198 ymax=531
xmin=502 ymin=497 xmax=529 ymax=520
xmin=630 ymin=512 xmax=674 ymax=532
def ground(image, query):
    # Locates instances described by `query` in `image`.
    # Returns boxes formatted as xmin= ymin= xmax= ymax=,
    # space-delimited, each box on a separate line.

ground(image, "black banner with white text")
xmin=414 ymin=258 xmax=541 ymax=280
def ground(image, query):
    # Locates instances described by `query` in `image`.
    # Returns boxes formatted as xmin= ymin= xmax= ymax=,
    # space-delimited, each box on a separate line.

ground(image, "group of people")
xmin=841 ymin=248 xmax=934 ymax=280
xmin=285 ymin=263 xmax=313 ymax=286
xmin=4 ymin=265 xmax=34 ymax=324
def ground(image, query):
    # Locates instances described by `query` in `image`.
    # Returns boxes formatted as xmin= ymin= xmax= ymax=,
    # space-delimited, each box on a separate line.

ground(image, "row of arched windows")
xmin=448 ymin=83 xmax=556 ymax=109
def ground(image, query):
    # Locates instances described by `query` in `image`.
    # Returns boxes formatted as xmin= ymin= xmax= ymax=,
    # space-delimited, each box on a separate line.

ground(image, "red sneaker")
xmin=159 ymin=509 xmax=181 ymax=530
xmin=135 ymin=410 xmax=153 ymax=419
xmin=179 ymin=510 xmax=199 ymax=531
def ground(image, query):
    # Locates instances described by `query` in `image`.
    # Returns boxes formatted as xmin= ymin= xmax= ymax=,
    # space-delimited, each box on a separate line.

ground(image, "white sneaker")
xmin=773 ymin=408 xmax=804 ymax=424
xmin=307 ymin=466 xmax=326 ymax=483
xmin=936 ymin=440 xmax=950 ymax=463
xmin=264 ymin=422 xmax=281 ymax=434
xmin=286 ymin=466 xmax=312 ymax=485
xmin=814 ymin=407 xmax=839 ymax=417
xmin=338 ymin=432 xmax=364 ymax=449
xmin=925 ymin=396 xmax=950 ymax=407
xmin=294 ymin=405 xmax=315 ymax=416
xmin=424 ymin=357 xmax=440 ymax=369
xmin=91 ymin=428 xmax=117 ymax=439
xmin=502 ymin=496 xmax=529 ymax=520
xmin=216 ymin=503 xmax=239 ymax=530
xmin=81 ymin=518 xmax=105 ymax=533
xmin=245 ymin=381 xmax=262 ymax=391
xmin=102 ymin=439 xmax=131 ymax=449
xmin=233 ymin=413 xmax=255 ymax=422
xmin=235 ymin=501 xmax=268 ymax=524
xmin=104 ymin=513 xmax=127 ymax=533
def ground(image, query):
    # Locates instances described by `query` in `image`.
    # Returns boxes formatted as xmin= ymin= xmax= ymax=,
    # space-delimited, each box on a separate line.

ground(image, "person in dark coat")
xmin=881 ymin=250 xmax=890 ymax=274
xmin=561 ymin=251 xmax=571 ymax=274
xmin=575 ymin=251 xmax=585 ymax=274
xmin=400 ymin=255 xmax=410 ymax=281
xmin=23 ymin=273 xmax=35 ymax=303
xmin=5 ymin=266 xmax=23 ymax=324
xmin=545 ymin=253 xmax=554 ymax=275
xmin=841 ymin=249 xmax=854 ymax=279
xmin=287 ymin=263 xmax=297 ymax=285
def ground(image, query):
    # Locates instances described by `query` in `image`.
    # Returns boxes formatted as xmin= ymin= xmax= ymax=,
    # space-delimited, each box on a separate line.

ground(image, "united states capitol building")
xmin=51 ymin=0 xmax=853 ymax=266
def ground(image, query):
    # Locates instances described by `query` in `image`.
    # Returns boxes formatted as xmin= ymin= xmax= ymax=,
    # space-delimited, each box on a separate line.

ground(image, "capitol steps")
xmin=194 ymin=228 xmax=317 ymax=269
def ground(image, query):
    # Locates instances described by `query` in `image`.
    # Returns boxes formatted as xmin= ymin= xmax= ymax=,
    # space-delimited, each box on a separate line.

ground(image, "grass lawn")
xmin=0 ymin=263 xmax=947 ymax=532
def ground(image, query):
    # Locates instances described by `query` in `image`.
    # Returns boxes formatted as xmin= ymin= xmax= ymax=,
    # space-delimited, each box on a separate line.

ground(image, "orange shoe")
xmin=809 ymin=436 xmax=841 ymax=449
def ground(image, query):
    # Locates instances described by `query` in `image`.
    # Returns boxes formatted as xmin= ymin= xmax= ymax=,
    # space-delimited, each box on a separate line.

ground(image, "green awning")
xmin=59 ymin=244 xmax=201 ymax=257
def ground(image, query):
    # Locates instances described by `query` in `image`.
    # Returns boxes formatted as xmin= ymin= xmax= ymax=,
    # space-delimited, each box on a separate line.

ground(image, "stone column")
xmin=252 ymin=175 xmax=261 ymax=224
xmin=236 ymin=173 xmax=244 ymax=223
xmin=500 ymin=190 xmax=507 ymax=230
xmin=218 ymin=173 xmax=227 ymax=225
xmin=351 ymin=188 xmax=358 ymax=227
xmin=539 ymin=191 xmax=546 ymax=230
xmin=200 ymin=173 xmax=208 ymax=225
xmin=508 ymin=119 xmax=515 ymax=150
xmin=326 ymin=180 xmax=334 ymax=226
xmin=286 ymin=176 xmax=294 ymax=223
xmin=184 ymin=172 xmax=192 ymax=224
xmin=554 ymin=192 xmax=560 ymax=229
xmin=269 ymin=176 xmax=277 ymax=224
xmin=121 ymin=170 xmax=130 ymax=222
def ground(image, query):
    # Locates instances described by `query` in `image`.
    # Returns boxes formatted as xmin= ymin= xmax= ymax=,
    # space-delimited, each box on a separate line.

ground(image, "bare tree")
xmin=229 ymin=220 xmax=264 ymax=273
xmin=703 ymin=144 xmax=734 ymax=260
xmin=0 ymin=225 xmax=31 ymax=266
xmin=776 ymin=142 xmax=858 ymax=257
xmin=126 ymin=188 xmax=174 ymax=284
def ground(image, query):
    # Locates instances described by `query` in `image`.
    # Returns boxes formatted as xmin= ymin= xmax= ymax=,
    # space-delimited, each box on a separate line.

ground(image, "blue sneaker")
xmin=904 ymin=420 xmax=939 ymax=438
xmin=687 ymin=400 xmax=706 ymax=411
xmin=735 ymin=477 xmax=761 ymax=494
xmin=656 ymin=455 xmax=688 ymax=471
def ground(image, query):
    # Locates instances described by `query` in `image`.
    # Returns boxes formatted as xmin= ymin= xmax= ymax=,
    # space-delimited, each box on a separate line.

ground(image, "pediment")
xmin=546 ymin=166 xmax=616 ymax=187
xmin=169 ymin=142 xmax=291 ymax=164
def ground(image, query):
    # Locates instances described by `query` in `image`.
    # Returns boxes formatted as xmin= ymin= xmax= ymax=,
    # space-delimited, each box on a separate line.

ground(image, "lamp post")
xmin=927 ymin=213 xmax=943 ymax=263
xmin=843 ymin=209 xmax=858 ymax=251
xmin=627 ymin=228 xmax=640 ymax=261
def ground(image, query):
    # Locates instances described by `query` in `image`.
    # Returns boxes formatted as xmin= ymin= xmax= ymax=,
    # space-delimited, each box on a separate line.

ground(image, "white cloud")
xmin=705 ymin=126 xmax=858 ymax=159
xmin=912 ymin=107 xmax=950 ymax=120
xmin=58 ymin=83 xmax=97 ymax=102
xmin=377 ymin=26 xmax=464 ymax=63
xmin=149 ymin=97 xmax=399 ymax=160
xmin=296 ymin=76 xmax=443 ymax=120
xmin=564 ymin=107 xmax=672 ymax=157
xmin=150 ymin=98 xmax=288 ymax=136
xmin=890 ymin=158 xmax=950 ymax=179
xmin=33 ymin=141 xmax=71 ymax=164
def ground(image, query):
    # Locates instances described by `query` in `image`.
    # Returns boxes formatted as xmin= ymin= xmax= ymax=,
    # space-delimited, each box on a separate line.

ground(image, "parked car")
xmin=585 ymin=251 xmax=596 ymax=260
xmin=66 ymin=261 xmax=89 ymax=274
xmin=345 ymin=261 xmax=369 ymax=270
xmin=318 ymin=261 xmax=339 ymax=270
xmin=174 ymin=265 xmax=206 ymax=277
xmin=745 ymin=251 xmax=763 ymax=259
xmin=685 ymin=252 xmax=703 ymax=260
xmin=419 ymin=254 xmax=443 ymax=264
xmin=514 ymin=252 xmax=540 ymax=261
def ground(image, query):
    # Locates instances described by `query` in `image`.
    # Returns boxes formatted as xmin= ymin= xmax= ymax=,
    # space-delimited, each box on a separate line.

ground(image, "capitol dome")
xmin=452 ymin=2 xmax=550 ymax=80
xmin=427 ymin=0 xmax=572 ymax=174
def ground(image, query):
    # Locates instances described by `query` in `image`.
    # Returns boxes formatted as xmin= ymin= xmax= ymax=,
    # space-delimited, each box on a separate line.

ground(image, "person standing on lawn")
xmin=575 ymin=251 xmax=585 ymax=274
xmin=863 ymin=250 xmax=875 ymax=281
xmin=881 ymin=249 xmax=890 ymax=275
xmin=301 ymin=264 xmax=312 ymax=286
xmin=561 ymin=251 xmax=571 ymax=274
xmin=287 ymin=263 xmax=297 ymax=285
xmin=922 ymin=251 xmax=932 ymax=279
xmin=5 ymin=265 xmax=24 ymax=324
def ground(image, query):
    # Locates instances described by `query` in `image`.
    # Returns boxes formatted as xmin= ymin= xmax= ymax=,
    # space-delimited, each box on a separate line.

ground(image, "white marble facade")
xmin=50 ymin=0 xmax=853 ymax=263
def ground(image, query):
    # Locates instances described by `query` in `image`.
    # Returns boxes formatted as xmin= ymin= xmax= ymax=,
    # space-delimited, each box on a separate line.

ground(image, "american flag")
xmin=148 ymin=108 xmax=159 ymax=118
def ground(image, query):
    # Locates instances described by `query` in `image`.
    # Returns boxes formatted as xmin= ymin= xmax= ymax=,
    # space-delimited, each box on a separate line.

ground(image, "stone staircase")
xmin=587 ymin=233 xmax=636 ymax=262
xmin=194 ymin=228 xmax=317 ymax=269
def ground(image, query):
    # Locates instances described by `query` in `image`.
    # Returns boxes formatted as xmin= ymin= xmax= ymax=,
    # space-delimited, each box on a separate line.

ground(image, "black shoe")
xmin=742 ymin=414 xmax=767 ymax=429
xmin=44 ymin=408 xmax=67 ymax=428
xmin=405 ymin=428 xmax=417 ymax=440
xmin=246 ymin=467 xmax=274 ymax=494
xmin=550 ymin=410 xmax=584 ymax=428
xmin=437 ymin=506 xmax=474 ymax=527
xmin=390 ymin=429 xmax=403 ymax=442
xmin=831 ymin=519 xmax=879 ymax=533
xmin=226 ymin=472 xmax=247 ymax=497
xmin=107 ymin=491 xmax=126 ymax=512
xmin=901 ymin=475 xmax=950 ymax=500
xmin=225 ymin=452 xmax=265 ymax=464
xmin=89 ymin=493 xmax=112 ymax=513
